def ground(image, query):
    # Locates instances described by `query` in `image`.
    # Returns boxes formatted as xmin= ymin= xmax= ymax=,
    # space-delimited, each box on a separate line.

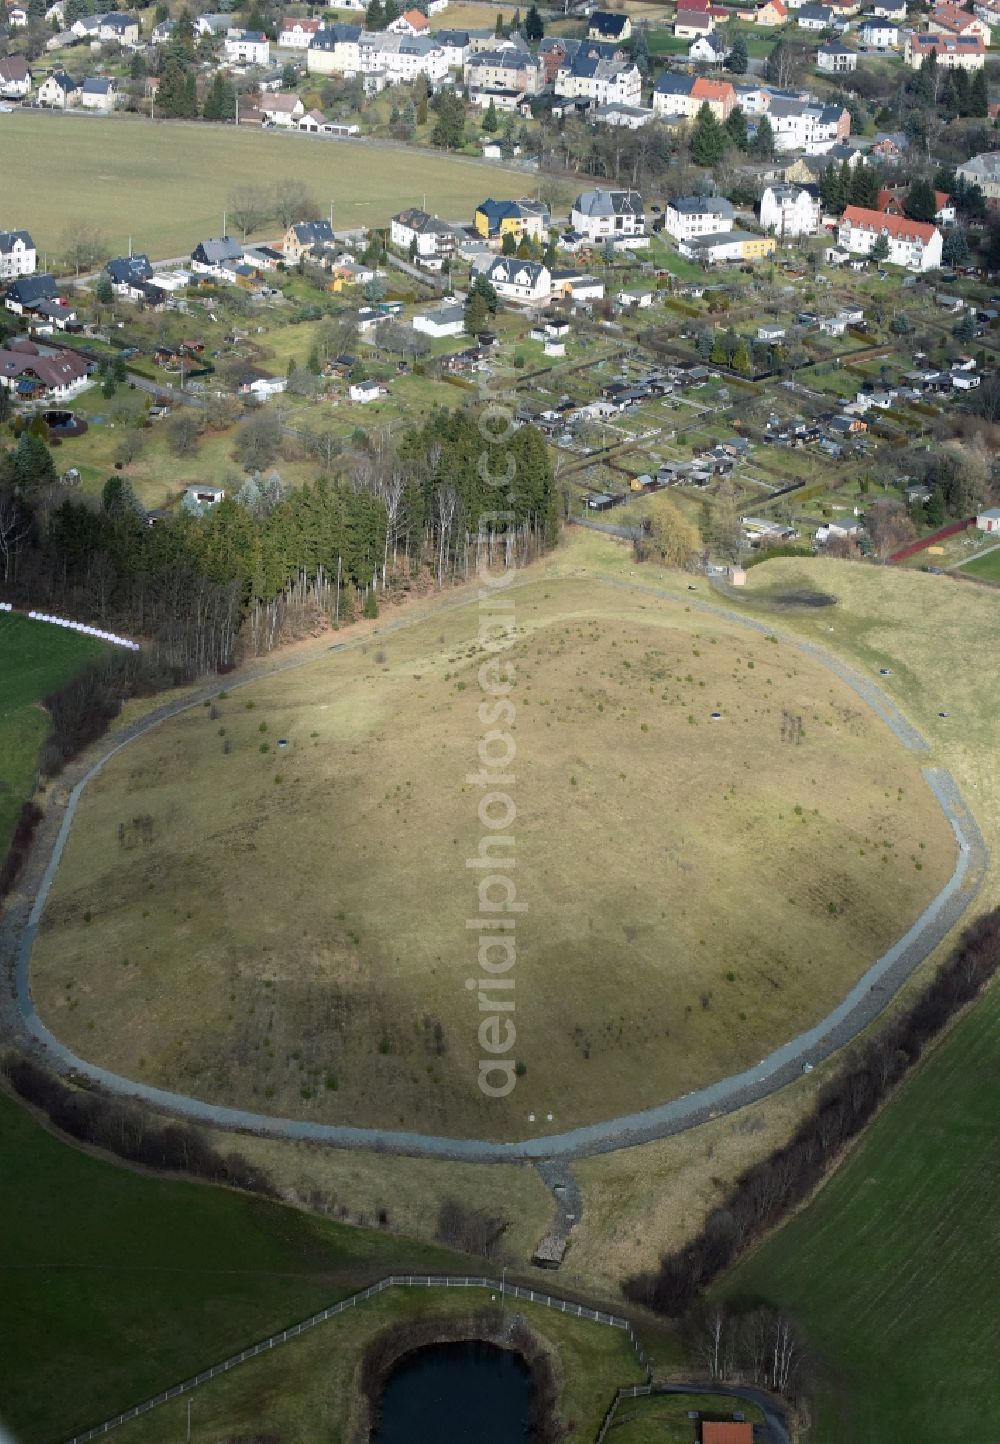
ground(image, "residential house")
xmin=797 ymin=4 xmax=834 ymax=27
xmin=957 ymin=151 xmax=1000 ymax=199
xmin=98 ymin=11 xmax=139 ymax=45
xmin=192 ymin=13 xmax=229 ymax=37
xmin=737 ymin=0 xmax=789 ymax=22
xmin=350 ymin=378 xmax=385 ymax=402
xmin=871 ymin=0 xmax=907 ymax=14
xmin=878 ymin=186 xmax=955 ymax=225
xmin=674 ymin=8 xmax=715 ymax=37
xmin=0 ymin=56 xmax=31 ymax=98
xmin=6 ymin=3 xmax=27 ymax=25
xmin=260 ymin=92 xmax=305 ymax=126
xmin=570 ymin=188 xmax=646 ymax=249
xmin=474 ymin=197 xmax=549 ymax=243
xmin=412 ymin=302 xmax=466 ymax=336
xmin=41 ymin=53 xmax=80 ymax=95
xmin=653 ymin=72 xmax=735 ymax=119
xmin=465 ymin=39 xmax=543 ymax=102
xmin=837 ymin=206 xmax=943 ymax=269
xmin=435 ymin=28 xmax=472 ymax=67
xmin=858 ymin=19 xmax=899 ymax=45
xmin=279 ymin=16 xmax=322 ymax=47
xmin=975 ymin=506 xmax=1000 ymax=532
xmin=816 ymin=38 xmax=857 ymax=68
xmin=766 ymin=97 xmax=850 ymax=152
xmin=904 ymin=31 xmax=984 ymax=66
xmin=0 ymin=230 xmax=36 ymax=280
xmin=105 ymin=253 xmax=154 ymax=297
xmin=760 ymin=183 xmax=820 ymax=235
xmin=359 ymin=31 xmax=449 ymax=86
xmin=4 ymin=273 xmax=60 ymax=315
xmin=689 ymin=31 xmax=729 ymax=61
xmin=151 ymin=17 xmax=173 ymax=42
xmin=664 ymin=194 xmax=734 ymax=240
xmin=190 ymin=236 xmax=245 ymax=275
xmin=282 ymin=219 xmax=336 ymax=260
xmin=549 ymin=269 xmax=605 ymax=302
xmin=594 ymin=101 xmax=654 ymax=127
xmin=79 ymin=76 xmax=116 ymax=110
xmin=390 ymin=207 xmax=458 ymax=259
xmin=0 ymin=341 xmax=89 ymax=400
xmin=554 ymin=44 xmax=642 ymax=106
xmin=307 ymin=25 xmax=362 ymax=75
xmin=387 ymin=7 xmax=429 ymax=31
xmin=928 ymin=2 xmax=991 ymax=43
xmin=678 ymin=230 xmax=777 ymax=262
xmin=482 ymin=256 xmax=551 ymax=302
xmin=225 ymin=29 xmax=270 ymax=65
xmin=588 ymin=9 xmax=631 ymax=40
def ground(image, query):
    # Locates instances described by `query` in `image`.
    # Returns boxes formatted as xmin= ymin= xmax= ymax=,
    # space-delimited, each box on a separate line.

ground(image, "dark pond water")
xmin=371 ymin=1340 xmax=533 ymax=1443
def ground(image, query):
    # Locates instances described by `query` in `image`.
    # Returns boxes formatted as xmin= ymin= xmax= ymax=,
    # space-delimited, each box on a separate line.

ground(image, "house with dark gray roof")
xmin=0 ymin=229 xmax=36 ymax=280
xmin=106 ymin=254 xmax=154 ymax=296
xmin=190 ymin=236 xmax=245 ymax=274
xmin=570 ymin=188 xmax=646 ymax=248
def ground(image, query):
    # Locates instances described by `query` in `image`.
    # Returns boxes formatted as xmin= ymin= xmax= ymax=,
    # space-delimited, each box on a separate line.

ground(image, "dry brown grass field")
xmin=1 ymin=113 xmax=529 ymax=258
xmin=32 ymin=571 xmax=953 ymax=1140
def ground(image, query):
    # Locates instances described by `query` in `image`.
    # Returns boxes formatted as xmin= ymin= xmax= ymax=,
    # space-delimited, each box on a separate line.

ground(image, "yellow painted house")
xmin=474 ymin=197 xmax=550 ymax=244
xmin=739 ymin=234 xmax=777 ymax=261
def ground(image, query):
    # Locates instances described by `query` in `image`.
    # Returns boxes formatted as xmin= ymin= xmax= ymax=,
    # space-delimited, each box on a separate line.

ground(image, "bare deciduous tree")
xmin=0 ymin=492 xmax=31 ymax=583
xmin=271 ymin=179 xmax=321 ymax=231
xmin=227 ymin=185 xmax=270 ymax=241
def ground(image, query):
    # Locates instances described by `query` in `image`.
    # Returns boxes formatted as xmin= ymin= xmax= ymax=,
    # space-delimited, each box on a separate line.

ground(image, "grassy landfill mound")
xmin=30 ymin=575 xmax=954 ymax=1139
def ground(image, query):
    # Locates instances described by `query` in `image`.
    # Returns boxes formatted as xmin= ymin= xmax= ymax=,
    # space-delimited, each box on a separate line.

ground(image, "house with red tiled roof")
xmin=904 ymin=30 xmax=985 ymax=67
xmin=701 ymin=1423 xmax=754 ymax=1444
xmin=927 ymin=1 xmax=991 ymax=44
xmin=279 ymin=16 xmax=322 ymax=47
xmin=653 ymin=71 xmax=736 ymax=118
xmin=838 ymin=205 xmax=943 ymax=270
xmin=877 ymin=187 xmax=956 ymax=226
xmin=388 ymin=7 xmax=430 ymax=33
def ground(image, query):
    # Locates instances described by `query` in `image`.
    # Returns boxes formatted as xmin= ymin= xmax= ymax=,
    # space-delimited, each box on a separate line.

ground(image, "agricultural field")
xmin=108 ymin=1285 xmax=645 ymax=1444
xmin=30 ymin=571 xmax=954 ymax=1139
xmin=0 ymin=112 xmax=529 ymax=258
xmin=0 ymin=613 xmax=105 ymax=853
xmin=719 ymin=980 xmax=1000 ymax=1444
xmin=0 ymin=1083 xmax=468 ymax=1444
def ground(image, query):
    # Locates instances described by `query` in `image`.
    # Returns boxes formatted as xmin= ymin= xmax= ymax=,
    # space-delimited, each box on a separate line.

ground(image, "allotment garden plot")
xmin=31 ymin=578 xmax=955 ymax=1140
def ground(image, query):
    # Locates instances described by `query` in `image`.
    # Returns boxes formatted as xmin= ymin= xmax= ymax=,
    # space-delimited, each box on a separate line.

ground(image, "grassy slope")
xmin=30 ymin=575 xmax=953 ymax=1140
xmin=0 ymin=612 xmax=105 ymax=853
xmin=956 ymin=548 xmax=1000 ymax=582
xmin=0 ymin=1086 xmax=468 ymax=1444
xmin=719 ymin=983 xmax=1000 ymax=1444
xmin=692 ymin=558 xmax=1000 ymax=1443
xmin=2 ymin=113 xmax=530 ymax=258
xmin=108 ymin=1286 xmax=646 ymax=1444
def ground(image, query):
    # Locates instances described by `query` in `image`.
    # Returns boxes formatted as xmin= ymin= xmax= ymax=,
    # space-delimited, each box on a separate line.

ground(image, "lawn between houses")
xmin=0 ymin=611 xmax=106 ymax=855
xmin=30 ymin=571 xmax=954 ymax=1141
xmin=1 ymin=112 xmax=530 ymax=259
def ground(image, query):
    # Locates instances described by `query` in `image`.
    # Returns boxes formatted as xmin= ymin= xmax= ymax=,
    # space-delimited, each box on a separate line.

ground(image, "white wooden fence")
xmin=63 ymin=1273 xmax=651 ymax=1444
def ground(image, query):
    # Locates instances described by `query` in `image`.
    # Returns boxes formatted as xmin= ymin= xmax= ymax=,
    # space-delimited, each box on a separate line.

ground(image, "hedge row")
xmin=624 ymin=908 xmax=1000 ymax=1317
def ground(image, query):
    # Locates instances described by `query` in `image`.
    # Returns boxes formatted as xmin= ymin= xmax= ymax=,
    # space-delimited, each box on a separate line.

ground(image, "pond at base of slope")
xmin=371 ymin=1340 xmax=533 ymax=1443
